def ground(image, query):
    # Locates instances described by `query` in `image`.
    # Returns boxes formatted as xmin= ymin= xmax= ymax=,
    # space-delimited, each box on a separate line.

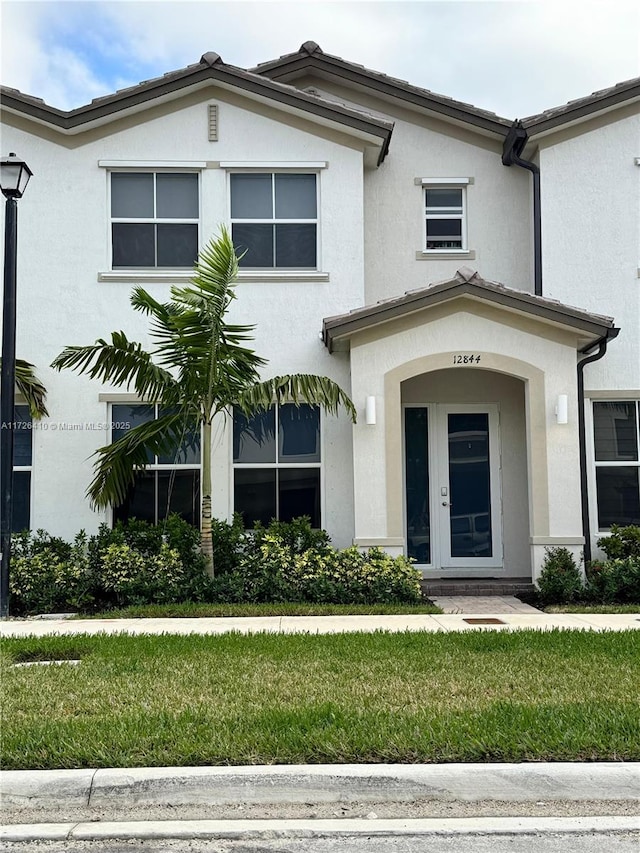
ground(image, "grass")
xmin=2 ymin=629 xmax=639 ymax=769
xmin=74 ymin=601 xmax=442 ymax=619
xmin=545 ymin=603 xmax=640 ymax=614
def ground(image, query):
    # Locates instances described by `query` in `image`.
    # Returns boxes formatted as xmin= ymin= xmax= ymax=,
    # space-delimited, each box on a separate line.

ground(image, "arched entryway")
xmin=402 ymin=368 xmax=528 ymax=577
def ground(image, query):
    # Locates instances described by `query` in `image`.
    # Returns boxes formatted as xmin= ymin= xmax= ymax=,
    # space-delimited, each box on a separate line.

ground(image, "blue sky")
xmin=2 ymin=1 xmax=639 ymax=118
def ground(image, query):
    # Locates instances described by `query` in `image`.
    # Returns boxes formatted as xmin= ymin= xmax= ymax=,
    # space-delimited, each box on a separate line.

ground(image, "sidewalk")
xmin=1 ymin=610 xmax=639 ymax=637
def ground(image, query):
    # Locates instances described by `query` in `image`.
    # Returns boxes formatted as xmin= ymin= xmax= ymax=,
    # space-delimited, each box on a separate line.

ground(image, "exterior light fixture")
xmin=365 ymin=395 xmax=377 ymax=425
xmin=0 ymin=152 xmax=33 ymax=199
xmin=1 ymin=152 xmax=32 ymax=619
xmin=555 ymin=394 xmax=568 ymax=425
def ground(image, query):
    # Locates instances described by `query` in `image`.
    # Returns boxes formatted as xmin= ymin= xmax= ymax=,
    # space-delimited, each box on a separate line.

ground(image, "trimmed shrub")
xmin=536 ymin=547 xmax=584 ymax=604
xmin=100 ymin=542 xmax=186 ymax=607
xmin=597 ymin=525 xmax=640 ymax=560
xmin=586 ymin=557 xmax=640 ymax=603
xmin=9 ymin=531 xmax=93 ymax=615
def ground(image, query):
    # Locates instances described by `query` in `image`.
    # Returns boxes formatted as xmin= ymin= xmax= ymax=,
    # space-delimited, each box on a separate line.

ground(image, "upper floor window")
xmin=593 ymin=400 xmax=640 ymax=530
xmin=230 ymin=173 xmax=317 ymax=269
xmin=424 ymin=185 xmax=467 ymax=251
xmin=110 ymin=172 xmax=199 ymax=268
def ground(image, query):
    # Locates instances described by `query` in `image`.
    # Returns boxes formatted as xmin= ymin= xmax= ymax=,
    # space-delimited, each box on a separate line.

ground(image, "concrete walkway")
xmin=1 ymin=611 xmax=638 ymax=636
xmin=431 ymin=595 xmax=540 ymax=614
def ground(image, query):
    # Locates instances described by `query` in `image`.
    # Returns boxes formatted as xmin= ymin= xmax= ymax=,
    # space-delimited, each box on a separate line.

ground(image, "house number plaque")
xmin=452 ymin=354 xmax=482 ymax=364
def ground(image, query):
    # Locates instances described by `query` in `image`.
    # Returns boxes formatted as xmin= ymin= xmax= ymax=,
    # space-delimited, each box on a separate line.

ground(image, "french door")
xmin=405 ymin=404 xmax=503 ymax=571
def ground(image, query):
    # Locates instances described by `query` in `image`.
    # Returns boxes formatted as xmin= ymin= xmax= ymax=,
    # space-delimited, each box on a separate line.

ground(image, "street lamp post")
xmin=1 ymin=153 xmax=32 ymax=619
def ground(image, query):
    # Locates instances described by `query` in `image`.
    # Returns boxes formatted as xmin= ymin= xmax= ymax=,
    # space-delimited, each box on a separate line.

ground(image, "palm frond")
xmin=238 ymin=374 xmax=357 ymax=422
xmin=52 ymin=333 xmax=179 ymax=404
xmin=12 ymin=359 xmax=49 ymax=419
xmin=87 ymin=411 xmax=189 ymax=509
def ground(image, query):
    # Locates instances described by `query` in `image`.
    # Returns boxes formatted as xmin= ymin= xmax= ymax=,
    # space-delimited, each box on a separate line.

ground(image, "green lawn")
xmin=2 ymin=629 xmax=639 ymax=769
xmin=77 ymin=601 xmax=442 ymax=619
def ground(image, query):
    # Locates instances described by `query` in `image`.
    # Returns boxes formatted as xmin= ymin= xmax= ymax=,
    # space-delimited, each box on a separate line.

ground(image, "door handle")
xmin=442 ymin=501 xmax=452 ymax=507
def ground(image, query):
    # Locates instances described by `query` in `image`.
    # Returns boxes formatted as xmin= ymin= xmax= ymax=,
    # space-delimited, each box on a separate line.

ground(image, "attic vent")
xmin=208 ymin=104 xmax=218 ymax=141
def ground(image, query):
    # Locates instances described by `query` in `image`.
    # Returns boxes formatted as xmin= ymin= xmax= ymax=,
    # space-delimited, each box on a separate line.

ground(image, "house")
xmin=1 ymin=42 xmax=638 ymax=582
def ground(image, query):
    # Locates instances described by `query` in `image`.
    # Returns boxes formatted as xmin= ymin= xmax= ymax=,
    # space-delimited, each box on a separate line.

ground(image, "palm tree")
xmin=1 ymin=359 xmax=49 ymax=418
xmin=52 ymin=228 xmax=356 ymax=576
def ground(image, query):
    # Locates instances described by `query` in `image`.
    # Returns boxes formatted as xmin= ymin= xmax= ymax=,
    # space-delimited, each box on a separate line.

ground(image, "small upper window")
xmin=230 ymin=173 xmax=317 ymax=269
xmin=424 ymin=186 xmax=466 ymax=252
xmin=110 ymin=172 xmax=199 ymax=268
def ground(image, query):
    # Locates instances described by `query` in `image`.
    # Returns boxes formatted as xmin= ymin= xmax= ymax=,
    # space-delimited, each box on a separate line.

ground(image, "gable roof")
xmin=0 ymin=51 xmax=393 ymax=163
xmin=253 ymin=41 xmax=512 ymax=138
xmin=323 ymin=267 xmax=616 ymax=352
xmin=521 ymin=76 xmax=640 ymax=137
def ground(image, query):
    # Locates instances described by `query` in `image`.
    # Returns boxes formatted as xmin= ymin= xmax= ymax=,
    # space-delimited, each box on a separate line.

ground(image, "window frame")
xmin=228 ymin=169 xmax=321 ymax=271
xmin=591 ymin=398 xmax=640 ymax=532
xmin=107 ymin=168 xmax=202 ymax=271
xmin=417 ymin=177 xmax=471 ymax=256
xmin=109 ymin=402 xmax=202 ymax=526
xmin=232 ymin=402 xmax=323 ymax=528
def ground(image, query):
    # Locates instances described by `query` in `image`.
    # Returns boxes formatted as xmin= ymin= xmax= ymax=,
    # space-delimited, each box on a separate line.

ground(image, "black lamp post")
xmin=1 ymin=153 xmax=32 ymax=620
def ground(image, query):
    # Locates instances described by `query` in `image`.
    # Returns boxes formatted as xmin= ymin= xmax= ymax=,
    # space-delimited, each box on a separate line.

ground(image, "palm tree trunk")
xmin=201 ymin=418 xmax=214 ymax=578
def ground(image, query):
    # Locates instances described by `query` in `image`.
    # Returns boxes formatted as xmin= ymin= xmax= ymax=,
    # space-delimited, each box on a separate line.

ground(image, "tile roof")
xmin=253 ymin=41 xmax=512 ymax=137
xmin=323 ymin=267 xmax=615 ymax=351
xmin=0 ymin=51 xmax=393 ymax=162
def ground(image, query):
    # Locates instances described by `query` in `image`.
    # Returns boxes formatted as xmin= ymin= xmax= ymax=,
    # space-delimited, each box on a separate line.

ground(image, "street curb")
xmin=2 ymin=815 xmax=640 ymax=842
xmin=2 ymin=763 xmax=639 ymax=811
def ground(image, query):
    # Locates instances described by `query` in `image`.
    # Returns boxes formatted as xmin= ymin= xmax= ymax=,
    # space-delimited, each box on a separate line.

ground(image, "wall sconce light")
xmin=365 ymin=396 xmax=377 ymax=425
xmin=555 ymin=394 xmax=568 ymax=424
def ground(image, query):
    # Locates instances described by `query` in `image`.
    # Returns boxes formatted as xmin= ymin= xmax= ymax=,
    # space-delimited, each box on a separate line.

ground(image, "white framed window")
xmin=416 ymin=178 xmax=471 ymax=255
xmin=110 ymin=404 xmax=201 ymax=526
xmin=233 ymin=403 xmax=321 ymax=527
xmin=12 ymin=404 xmax=32 ymax=532
xmin=109 ymin=171 xmax=200 ymax=269
xmin=592 ymin=400 xmax=640 ymax=530
xmin=230 ymin=172 xmax=318 ymax=269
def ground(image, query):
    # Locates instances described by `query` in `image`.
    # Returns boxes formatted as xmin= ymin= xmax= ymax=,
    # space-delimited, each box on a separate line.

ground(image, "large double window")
xmin=593 ymin=400 xmax=640 ymax=530
xmin=12 ymin=405 xmax=32 ymax=532
xmin=111 ymin=404 xmax=201 ymax=526
xmin=230 ymin=173 xmax=318 ymax=269
xmin=233 ymin=403 xmax=321 ymax=527
xmin=110 ymin=172 xmax=199 ymax=268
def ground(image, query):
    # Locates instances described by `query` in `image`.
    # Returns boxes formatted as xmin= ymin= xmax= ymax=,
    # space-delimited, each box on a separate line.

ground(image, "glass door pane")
xmin=448 ymin=413 xmax=492 ymax=558
xmin=405 ymin=408 xmax=430 ymax=563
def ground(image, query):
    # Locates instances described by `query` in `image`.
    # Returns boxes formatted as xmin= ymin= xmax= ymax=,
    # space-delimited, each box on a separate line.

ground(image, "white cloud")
xmin=1 ymin=0 xmax=638 ymax=116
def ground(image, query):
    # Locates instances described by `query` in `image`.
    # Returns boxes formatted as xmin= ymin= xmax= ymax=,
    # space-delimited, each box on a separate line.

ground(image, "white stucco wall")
xmin=1 ymin=90 xmax=365 ymax=545
xmin=539 ymin=112 xmax=640 ymax=391
xmin=296 ymin=80 xmax=533 ymax=303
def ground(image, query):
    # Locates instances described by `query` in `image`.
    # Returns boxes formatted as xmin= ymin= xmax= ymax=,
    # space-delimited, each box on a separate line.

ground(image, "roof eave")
xmin=323 ymin=278 xmax=615 ymax=353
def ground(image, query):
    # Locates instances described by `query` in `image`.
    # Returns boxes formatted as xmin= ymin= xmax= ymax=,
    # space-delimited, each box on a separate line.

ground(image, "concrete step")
xmin=421 ymin=578 xmax=535 ymax=597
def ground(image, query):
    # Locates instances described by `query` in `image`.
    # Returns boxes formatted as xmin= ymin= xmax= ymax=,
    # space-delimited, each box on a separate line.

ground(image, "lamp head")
xmin=0 ymin=153 xmax=32 ymax=199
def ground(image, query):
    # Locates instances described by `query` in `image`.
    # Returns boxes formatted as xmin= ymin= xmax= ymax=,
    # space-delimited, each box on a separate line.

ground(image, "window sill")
xmin=415 ymin=250 xmax=476 ymax=261
xmin=237 ymin=271 xmax=330 ymax=283
xmin=99 ymin=270 xmax=331 ymax=283
xmin=99 ymin=271 xmax=194 ymax=283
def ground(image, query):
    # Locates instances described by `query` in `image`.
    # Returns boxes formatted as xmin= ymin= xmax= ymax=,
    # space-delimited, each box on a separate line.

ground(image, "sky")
xmin=1 ymin=0 xmax=639 ymax=120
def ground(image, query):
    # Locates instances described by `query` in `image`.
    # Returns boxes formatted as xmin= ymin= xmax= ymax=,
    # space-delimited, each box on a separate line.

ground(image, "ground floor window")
xmin=593 ymin=400 xmax=640 ymax=529
xmin=111 ymin=404 xmax=201 ymax=526
xmin=12 ymin=405 xmax=32 ymax=532
xmin=233 ymin=403 xmax=321 ymax=527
